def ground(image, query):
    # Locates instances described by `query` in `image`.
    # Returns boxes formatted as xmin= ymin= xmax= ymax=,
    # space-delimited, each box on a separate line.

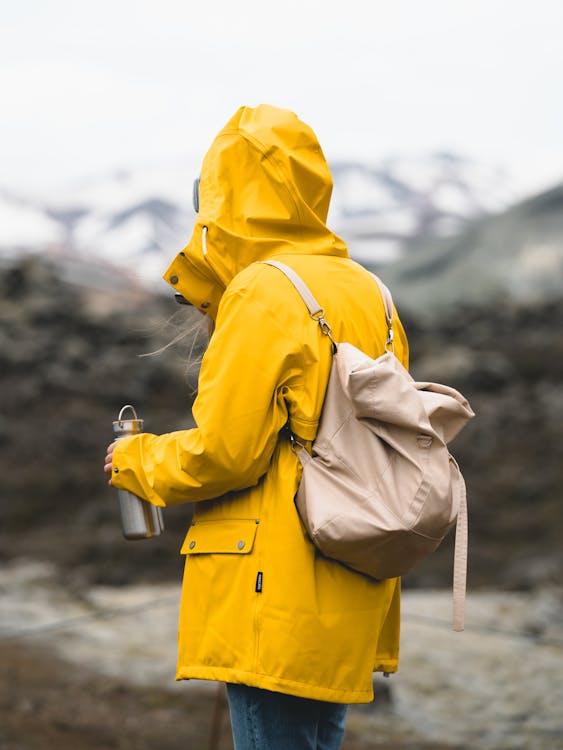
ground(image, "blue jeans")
xmin=226 ymin=684 xmax=348 ymax=750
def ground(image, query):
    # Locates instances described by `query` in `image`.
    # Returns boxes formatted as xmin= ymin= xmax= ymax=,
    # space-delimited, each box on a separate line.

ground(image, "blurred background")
xmin=1 ymin=1 xmax=562 ymax=748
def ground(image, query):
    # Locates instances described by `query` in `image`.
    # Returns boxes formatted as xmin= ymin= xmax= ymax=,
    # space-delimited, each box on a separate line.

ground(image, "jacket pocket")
xmin=181 ymin=519 xmax=260 ymax=555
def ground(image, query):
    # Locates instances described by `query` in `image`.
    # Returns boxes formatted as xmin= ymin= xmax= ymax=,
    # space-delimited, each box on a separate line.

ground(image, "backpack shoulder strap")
xmin=262 ymin=260 xmax=336 ymax=349
xmin=263 ymin=260 xmax=393 ymax=345
xmin=371 ymin=274 xmax=394 ymax=326
xmin=371 ymin=274 xmax=395 ymax=352
xmin=263 ymin=260 xmax=323 ymax=319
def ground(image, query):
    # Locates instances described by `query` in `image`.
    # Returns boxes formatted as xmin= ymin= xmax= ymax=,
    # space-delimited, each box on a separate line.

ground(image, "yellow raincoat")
xmin=112 ymin=104 xmax=409 ymax=703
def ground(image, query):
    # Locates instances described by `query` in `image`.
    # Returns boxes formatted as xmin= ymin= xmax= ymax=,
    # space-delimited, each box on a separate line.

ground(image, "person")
xmin=104 ymin=104 xmax=409 ymax=750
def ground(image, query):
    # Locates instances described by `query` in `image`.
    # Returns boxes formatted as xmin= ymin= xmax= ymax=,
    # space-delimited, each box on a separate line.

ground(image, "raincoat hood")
xmin=164 ymin=104 xmax=348 ymax=318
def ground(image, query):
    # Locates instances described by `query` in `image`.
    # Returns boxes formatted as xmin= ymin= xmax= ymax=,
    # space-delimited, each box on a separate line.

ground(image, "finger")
xmin=105 ymin=441 xmax=117 ymax=456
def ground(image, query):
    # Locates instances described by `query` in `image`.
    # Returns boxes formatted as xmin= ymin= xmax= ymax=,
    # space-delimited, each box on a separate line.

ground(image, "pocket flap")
xmin=181 ymin=519 xmax=259 ymax=555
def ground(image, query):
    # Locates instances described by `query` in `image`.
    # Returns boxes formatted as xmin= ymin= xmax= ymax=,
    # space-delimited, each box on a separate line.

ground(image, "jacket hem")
xmin=175 ymin=665 xmax=376 ymax=704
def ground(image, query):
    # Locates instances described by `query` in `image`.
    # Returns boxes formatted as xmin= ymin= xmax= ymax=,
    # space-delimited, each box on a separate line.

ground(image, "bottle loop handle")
xmin=118 ymin=404 xmax=139 ymax=422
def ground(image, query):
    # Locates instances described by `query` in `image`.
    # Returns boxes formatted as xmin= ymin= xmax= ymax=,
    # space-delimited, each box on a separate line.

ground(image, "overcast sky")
xmin=2 ymin=0 xmax=562 ymax=195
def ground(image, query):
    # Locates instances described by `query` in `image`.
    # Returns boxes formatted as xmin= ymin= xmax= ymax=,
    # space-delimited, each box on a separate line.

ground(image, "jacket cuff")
xmin=111 ymin=435 xmax=166 ymax=507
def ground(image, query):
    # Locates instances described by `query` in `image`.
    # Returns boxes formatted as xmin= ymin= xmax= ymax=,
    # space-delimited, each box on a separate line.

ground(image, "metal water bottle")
xmin=112 ymin=405 xmax=164 ymax=540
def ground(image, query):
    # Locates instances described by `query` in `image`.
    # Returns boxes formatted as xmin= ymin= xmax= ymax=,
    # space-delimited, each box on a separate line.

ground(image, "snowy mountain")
xmin=329 ymin=154 xmax=516 ymax=263
xmin=0 ymin=154 xmax=517 ymax=290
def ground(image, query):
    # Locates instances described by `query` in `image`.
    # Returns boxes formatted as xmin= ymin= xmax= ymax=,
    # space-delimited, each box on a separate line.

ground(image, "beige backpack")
xmin=265 ymin=261 xmax=475 ymax=631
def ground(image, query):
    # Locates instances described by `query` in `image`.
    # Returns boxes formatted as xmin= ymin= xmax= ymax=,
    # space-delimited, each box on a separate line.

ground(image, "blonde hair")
xmin=139 ymin=306 xmax=213 ymax=391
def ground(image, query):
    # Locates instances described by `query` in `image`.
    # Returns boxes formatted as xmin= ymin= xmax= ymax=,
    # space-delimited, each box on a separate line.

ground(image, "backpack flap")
xmin=414 ymin=381 xmax=475 ymax=443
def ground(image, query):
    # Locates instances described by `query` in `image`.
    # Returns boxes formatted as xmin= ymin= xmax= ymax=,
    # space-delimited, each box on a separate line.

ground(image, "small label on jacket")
xmin=255 ymin=571 xmax=263 ymax=593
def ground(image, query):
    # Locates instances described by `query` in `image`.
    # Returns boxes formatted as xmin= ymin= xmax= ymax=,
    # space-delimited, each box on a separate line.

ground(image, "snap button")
xmin=201 ymin=301 xmax=210 ymax=309
xmin=113 ymin=467 xmax=119 ymax=474
xmin=237 ymin=540 xmax=245 ymax=550
xmin=170 ymin=274 xmax=179 ymax=284
xmin=189 ymin=540 xmax=196 ymax=550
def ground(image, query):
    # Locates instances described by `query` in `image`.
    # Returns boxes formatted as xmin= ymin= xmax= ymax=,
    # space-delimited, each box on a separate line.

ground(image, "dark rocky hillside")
xmin=1 ymin=256 xmax=561 ymax=591
xmin=403 ymin=301 xmax=563 ymax=589
xmin=0 ymin=257 xmax=201 ymax=586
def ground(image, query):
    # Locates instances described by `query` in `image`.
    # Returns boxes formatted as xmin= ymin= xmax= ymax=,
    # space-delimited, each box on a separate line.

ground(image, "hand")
xmin=104 ymin=441 xmax=118 ymax=485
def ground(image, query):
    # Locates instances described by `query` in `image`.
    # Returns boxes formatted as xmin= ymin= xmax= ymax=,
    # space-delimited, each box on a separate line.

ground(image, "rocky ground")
xmin=1 ymin=560 xmax=562 ymax=750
